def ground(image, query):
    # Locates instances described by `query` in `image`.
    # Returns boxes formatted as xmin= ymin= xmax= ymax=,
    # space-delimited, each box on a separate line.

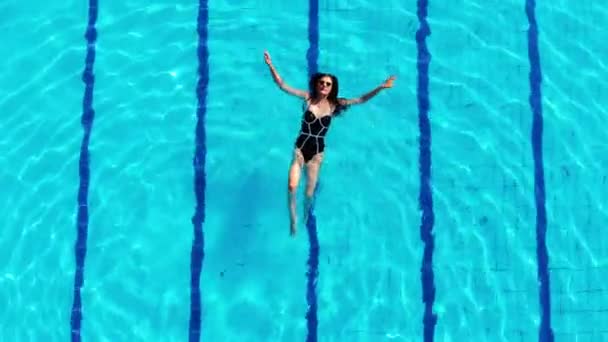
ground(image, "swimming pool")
xmin=1 ymin=0 xmax=606 ymax=341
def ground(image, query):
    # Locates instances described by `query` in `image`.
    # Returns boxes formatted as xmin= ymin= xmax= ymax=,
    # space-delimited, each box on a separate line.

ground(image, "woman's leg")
xmin=288 ymin=149 xmax=304 ymax=235
xmin=303 ymin=153 xmax=323 ymax=220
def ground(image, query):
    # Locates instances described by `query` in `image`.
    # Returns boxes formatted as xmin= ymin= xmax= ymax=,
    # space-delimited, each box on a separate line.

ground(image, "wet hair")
xmin=307 ymin=72 xmax=348 ymax=115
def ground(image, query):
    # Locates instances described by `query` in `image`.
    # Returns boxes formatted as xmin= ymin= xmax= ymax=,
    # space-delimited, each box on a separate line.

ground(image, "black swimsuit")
xmin=294 ymin=108 xmax=333 ymax=163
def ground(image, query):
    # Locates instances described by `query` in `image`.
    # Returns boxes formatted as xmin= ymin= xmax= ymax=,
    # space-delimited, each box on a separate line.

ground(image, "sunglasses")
xmin=318 ymin=80 xmax=332 ymax=87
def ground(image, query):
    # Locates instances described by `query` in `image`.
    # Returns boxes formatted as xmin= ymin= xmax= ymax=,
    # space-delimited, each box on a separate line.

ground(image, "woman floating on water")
xmin=263 ymin=51 xmax=395 ymax=236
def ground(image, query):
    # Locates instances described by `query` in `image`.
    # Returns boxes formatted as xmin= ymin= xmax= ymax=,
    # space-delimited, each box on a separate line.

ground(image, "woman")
xmin=264 ymin=50 xmax=395 ymax=235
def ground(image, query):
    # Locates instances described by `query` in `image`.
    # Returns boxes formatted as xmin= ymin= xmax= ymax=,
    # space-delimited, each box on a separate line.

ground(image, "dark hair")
xmin=307 ymin=72 xmax=348 ymax=115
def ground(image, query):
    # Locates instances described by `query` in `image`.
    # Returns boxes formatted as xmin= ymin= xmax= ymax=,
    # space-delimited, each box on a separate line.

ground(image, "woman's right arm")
xmin=264 ymin=51 xmax=309 ymax=99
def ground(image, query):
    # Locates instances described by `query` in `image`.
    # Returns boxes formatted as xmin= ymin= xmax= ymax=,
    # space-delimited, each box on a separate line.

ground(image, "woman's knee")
xmin=288 ymin=178 xmax=299 ymax=193
xmin=288 ymin=166 xmax=301 ymax=194
xmin=305 ymin=184 xmax=316 ymax=198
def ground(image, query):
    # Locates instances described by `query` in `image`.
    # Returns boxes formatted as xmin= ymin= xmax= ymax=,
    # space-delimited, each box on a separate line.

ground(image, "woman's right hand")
xmin=264 ymin=51 xmax=272 ymax=65
xmin=381 ymin=75 xmax=396 ymax=88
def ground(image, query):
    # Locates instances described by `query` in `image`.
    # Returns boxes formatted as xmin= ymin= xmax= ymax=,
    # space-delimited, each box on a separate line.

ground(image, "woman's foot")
xmin=290 ymin=220 xmax=297 ymax=236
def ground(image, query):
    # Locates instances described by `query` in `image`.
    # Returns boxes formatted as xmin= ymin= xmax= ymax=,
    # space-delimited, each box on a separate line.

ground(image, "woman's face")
xmin=316 ymin=76 xmax=333 ymax=96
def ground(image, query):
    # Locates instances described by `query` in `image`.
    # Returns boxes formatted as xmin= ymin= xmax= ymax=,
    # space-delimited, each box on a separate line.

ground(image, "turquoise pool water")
xmin=1 ymin=0 xmax=606 ymax=341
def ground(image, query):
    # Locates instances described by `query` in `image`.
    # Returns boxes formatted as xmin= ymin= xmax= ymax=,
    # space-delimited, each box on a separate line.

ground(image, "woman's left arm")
xmin=339 ymin=76 xmax=396 ymax=106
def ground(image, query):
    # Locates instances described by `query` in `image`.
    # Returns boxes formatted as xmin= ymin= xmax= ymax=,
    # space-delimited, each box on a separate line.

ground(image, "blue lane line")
xmin=525 ymin=1 xmax=553 ymax=341
xmin=70 ymin=0 xmax=98 ymax=341
xmin=305 ymin=195 xmax=320 ymax=342
xmin=189 ymin=1 xmax=209 ymax=341
xmin=305 ymin=0 xmax=319 ymax=341
xmin=307 ymin=0 xmax=319 ymax=77
xmin=415 ymin=0 xmax=437 ymax=341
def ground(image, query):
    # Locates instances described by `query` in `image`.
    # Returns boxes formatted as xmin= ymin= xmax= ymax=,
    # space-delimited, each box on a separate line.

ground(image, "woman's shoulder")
xmin=332 ymin=98 xmax=349 ymax=116
xmin=301 ymin=98 xmax=311 ymax=109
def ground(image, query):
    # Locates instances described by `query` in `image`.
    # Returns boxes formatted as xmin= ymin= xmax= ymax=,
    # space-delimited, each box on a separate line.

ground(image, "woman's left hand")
xmin=381 ymin=75 xmax=396 ymax=88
